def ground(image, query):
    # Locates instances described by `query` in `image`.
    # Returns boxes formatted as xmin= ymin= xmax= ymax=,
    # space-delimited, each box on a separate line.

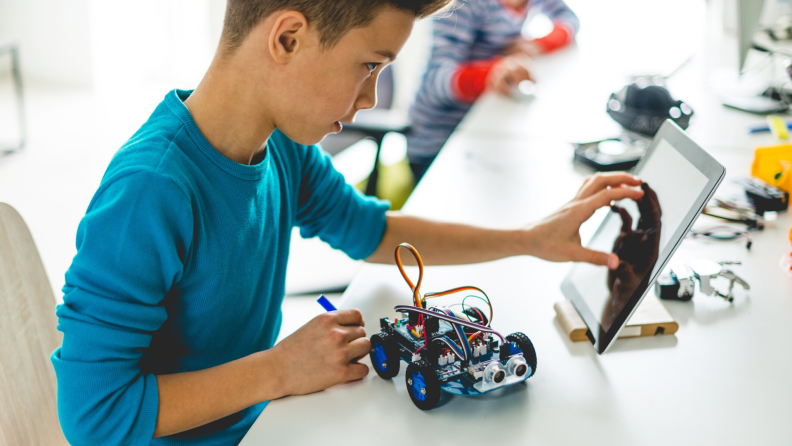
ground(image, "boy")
xmin=51 ymin=1 xmax=642 ymax=445
xmin=408 ymin=0 xmax=579 ymax=180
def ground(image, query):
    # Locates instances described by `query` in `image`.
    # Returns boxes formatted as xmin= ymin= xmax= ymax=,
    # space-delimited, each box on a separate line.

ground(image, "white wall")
xmin=0 ymin=0 xmax=223 ymax=88
xmin=89 ymin=0 xmax=220 ymax=91
xmin=0 ymin=0 xmax=93 ymax=85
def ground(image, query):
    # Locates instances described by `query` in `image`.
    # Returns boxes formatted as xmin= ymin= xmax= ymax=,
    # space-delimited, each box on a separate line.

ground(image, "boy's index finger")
xmin=578 ymin=173 xmax=643 ymax=200
xmin=584 ymin=186 xmax=644 ymax=215
xmin=332 ymin=308 xmax=365 ymax=327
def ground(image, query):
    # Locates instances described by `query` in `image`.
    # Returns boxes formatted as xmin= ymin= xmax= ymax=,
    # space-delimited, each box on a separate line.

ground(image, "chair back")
xmin=0 ymin=203 xmax=66 ymax=445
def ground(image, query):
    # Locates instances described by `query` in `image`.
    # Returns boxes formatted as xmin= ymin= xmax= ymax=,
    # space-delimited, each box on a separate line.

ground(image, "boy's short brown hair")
xmin=221 ymin=0 xmax=454 ymax=53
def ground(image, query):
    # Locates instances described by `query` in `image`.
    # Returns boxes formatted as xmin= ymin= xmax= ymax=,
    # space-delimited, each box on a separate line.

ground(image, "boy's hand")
xmin=271 ymin=309 xmax=370 ymax=396
xmin=504 ymin=38 xmax=542 ymax=58
xmin=523 ymin=173 xmax=645 ymax=269
xmin=487 ymin=55 xmax=534 ymax=96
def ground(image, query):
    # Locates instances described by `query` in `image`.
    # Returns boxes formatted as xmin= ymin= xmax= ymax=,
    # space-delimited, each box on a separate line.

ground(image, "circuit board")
xmin=380 ymin=316 xmax=510 ymax=392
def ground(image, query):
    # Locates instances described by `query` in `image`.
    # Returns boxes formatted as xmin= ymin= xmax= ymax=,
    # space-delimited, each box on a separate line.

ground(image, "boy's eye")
xmin=366 ymin=62 xmax=380 ymax=73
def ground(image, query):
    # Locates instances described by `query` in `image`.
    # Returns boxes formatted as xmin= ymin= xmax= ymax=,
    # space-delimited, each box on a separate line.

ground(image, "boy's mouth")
xmin=333 ymin=121 xmax=343 ymax=133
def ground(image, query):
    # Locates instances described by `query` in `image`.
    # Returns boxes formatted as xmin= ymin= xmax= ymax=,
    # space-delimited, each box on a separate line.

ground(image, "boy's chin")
xmin=278 ymin=124 xmax=339 ymax=147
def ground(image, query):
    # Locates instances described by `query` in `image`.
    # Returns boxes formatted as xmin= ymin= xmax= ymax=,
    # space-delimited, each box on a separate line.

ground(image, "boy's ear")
xmin=269 ymin=11 xmax=309 ymax=64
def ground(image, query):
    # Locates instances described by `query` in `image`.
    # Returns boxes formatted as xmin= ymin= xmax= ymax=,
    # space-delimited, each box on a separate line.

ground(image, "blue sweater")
xmin=51 ymin=90 xmax=389 ymax=446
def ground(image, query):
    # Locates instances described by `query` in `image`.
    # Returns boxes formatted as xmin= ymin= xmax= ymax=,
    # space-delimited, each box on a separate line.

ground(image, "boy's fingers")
xmin=345 ymin=362 xmax=369 ymax=382
xmin=583 ymin=187 xmax=644 ymax=215
xmin=575 ymin=248 xmax=619 ymax=269
xmin=345 ymin=337 xmax=371 ymax=362
xmin=333 ymin=308 xmax=365 ymax=327
xmin=341 ymin=325 xmax=367 ymax=343
xmin=577 ymin=173 xmax=642 ymax=199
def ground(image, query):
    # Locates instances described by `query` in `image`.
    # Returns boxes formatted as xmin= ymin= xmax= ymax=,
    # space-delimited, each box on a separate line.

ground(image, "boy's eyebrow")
xmin=375 ymin=50 xmax=396 ymax=61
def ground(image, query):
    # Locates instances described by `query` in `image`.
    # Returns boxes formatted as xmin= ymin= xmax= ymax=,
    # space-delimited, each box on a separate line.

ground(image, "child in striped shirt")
xmin=408 ymin=0 xmax=579 ymax=179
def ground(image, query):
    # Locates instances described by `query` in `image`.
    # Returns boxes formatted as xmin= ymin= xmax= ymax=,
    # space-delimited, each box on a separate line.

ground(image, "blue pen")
xmin=748 ymin=122 xmax=792 ymax=133
xmin=317 ymin=294 xmax=337 ymax=312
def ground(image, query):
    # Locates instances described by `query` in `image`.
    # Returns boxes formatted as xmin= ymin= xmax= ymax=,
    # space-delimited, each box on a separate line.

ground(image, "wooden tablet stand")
xmin=554 ymin=297 xmax=679 ymax=342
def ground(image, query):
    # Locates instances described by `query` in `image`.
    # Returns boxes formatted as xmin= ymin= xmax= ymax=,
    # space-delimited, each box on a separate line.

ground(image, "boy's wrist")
xmin=515 ymin=224 xmax=541 ymax=258
xmin=490 ymin=227 xmax=537 ymax=259
xmin=252 ymin=347 xmax=292 ymax=401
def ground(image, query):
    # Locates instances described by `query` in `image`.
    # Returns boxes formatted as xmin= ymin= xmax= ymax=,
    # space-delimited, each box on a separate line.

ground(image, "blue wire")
xmin=436 ymin=336 xmax=465 ymax=360
xmin=446 ymin=309 xmax=472 ymax=359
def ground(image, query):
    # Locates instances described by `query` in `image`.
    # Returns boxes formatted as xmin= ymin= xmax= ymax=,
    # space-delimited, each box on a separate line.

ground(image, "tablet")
xmin=560 ymin=120 xmax=725 ymax=354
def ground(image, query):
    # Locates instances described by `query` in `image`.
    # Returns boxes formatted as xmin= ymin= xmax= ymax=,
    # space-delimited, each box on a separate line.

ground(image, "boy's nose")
xmin=355 ymin=77 xmax=379 ymax=111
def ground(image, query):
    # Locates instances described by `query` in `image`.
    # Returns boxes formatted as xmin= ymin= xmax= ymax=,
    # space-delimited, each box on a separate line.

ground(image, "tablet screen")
xmin=562 ymin=127 xmax=722 ymax=352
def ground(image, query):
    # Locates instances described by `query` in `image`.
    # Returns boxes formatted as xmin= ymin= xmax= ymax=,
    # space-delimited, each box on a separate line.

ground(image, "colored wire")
xmin=395 ymin=304 xmax=506 ymax=343
xmin=446 ymin=304 xmax=485 ymax=331
xmin=395 ymin=243 xmax=425 ymax=307
xmin=438 ymin=308 xmax=471 ymax=360
xmin=393 ymin=244 xmax=499 ymax=361
xmin=688 ymin=225 xmax=754 ymax=250
xmin=467 ymin=331 xmax=483 ymax=342
xmin=433 ymin=336 xmax=466 ymax=360
xmin=428 ymin=307 xmax=467 ymax=360
xmin=461 ymin=295 xmax=488 ymax=325
xmin=448 ymin=309 xmax=473 ymax=358
xmin=424 ymin=286 xmax=494 ymax=326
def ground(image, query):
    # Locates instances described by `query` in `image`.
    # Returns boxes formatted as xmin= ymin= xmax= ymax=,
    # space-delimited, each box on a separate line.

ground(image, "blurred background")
xmin=0 ymin=0 xmax=780 ymax=335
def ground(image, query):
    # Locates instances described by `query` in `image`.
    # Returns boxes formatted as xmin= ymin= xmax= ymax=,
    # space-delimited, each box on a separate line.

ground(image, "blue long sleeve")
xmin=53 ymin=171 xmax=193 ymax=446
xmin=52 ymin=89 xmax=389 ymax=445
xmin=297 ymin=144 xmax=388 ymax=260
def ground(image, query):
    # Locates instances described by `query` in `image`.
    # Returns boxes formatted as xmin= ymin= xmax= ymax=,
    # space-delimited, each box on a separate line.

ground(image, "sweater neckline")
xmin=165 ymin=89 xmax=269 ymax=181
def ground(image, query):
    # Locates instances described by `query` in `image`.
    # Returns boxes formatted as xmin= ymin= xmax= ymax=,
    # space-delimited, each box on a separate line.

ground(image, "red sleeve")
xmin=533 ymin=23 xmax=572 ymax=53
xmin=452 ymin=58 xmax=501 ymax=103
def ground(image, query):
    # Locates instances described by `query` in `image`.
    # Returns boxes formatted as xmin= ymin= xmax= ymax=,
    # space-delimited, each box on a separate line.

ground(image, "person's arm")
xmin=420 ymin=2 xmax=489 ymax=106
xmin=153 ymin=309 xmax=368 ymax=437
xmin=366 ymin=173 xmax=643 ymax=268
xmin=506 ymin=0 xmax=580 ymax=56
xmin=539 ymin=0 xmax=580 ymax=38
xmin=53 ymin=171 xmax=195 ymax=445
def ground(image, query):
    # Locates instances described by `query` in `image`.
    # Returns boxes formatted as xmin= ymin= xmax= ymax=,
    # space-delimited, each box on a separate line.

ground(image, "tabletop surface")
xmin=241 ymin=2 xmax=792 ymax=444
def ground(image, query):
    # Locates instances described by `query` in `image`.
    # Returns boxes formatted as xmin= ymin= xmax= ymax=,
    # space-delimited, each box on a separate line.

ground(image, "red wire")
xmin=471 ymin=306 xmax=485 ymax=323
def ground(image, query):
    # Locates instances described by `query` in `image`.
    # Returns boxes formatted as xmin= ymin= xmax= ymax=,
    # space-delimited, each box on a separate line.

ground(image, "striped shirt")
xmin=407 ymin=0 xmax=579 ymax=164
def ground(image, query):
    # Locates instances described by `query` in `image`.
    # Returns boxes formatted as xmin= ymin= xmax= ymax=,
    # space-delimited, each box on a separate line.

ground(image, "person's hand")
xmin=523 ymin=173 xmax=644 ymax=268
xmin=504 ymin=37 xmax=542 ymax=58
xmin=270 ymin=309 xmax=370 ymax=396
xmin=487 ymin=55 xmax=534 ymax=96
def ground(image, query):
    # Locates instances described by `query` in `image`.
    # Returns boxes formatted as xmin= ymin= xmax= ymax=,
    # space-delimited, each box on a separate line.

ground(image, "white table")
xmin=241 ymin=2 xmax=792 ymax=444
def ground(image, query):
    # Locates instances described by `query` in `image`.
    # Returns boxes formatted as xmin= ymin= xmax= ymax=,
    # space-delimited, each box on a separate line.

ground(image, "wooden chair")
xmin=0 ymin=203 xmax=66 ymax=445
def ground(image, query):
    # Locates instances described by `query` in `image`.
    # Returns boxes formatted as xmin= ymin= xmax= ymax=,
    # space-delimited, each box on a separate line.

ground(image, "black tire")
xmin=405 ymin=360 xmax=441 ymax=410
xmin=370 ymin=333 xmax=400 ymax=380
xmin=506 ymin=332 xmax=538 ymax=377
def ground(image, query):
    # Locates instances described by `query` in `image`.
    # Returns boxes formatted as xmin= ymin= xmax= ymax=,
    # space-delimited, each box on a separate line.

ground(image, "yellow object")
xmin=752 ymin=144 xmax=792 ymax=193
xmin=355 ymin=157 xmax=415 ymax=210
xmin=767 ymin=115 xmax=790 ymax=140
